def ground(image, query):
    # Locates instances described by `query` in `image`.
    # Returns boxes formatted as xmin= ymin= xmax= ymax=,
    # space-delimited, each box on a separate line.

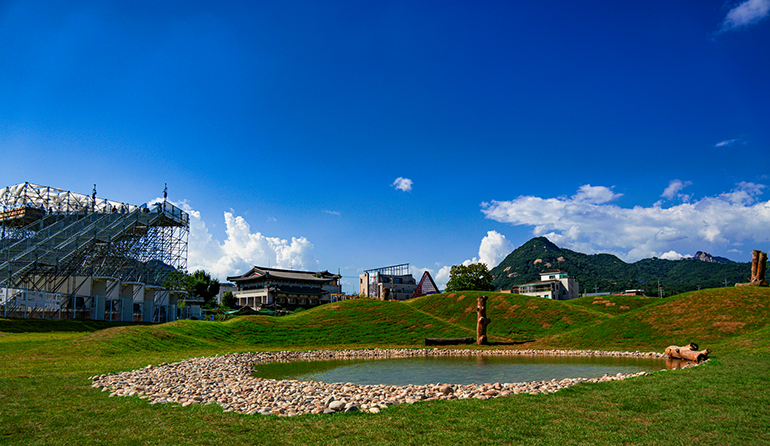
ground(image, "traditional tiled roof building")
xmin=227 ymin=267 xmax=341 ymax=311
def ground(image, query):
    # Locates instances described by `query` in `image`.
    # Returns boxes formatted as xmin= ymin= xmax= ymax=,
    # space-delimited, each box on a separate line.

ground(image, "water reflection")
xmin=665 ymin=357 xmax=701 ymax=369
xmin=253 ymin=354 xmax=668 ymax=386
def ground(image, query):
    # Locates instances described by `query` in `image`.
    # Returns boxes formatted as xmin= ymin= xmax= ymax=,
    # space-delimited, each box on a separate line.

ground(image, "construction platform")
xmin=0 ymin=182 xmax=192 ymax=322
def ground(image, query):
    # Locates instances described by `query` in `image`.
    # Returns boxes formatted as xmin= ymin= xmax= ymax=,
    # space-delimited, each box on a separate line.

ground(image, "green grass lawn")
xmin=1 ymin=287 xmax=769 ymax=445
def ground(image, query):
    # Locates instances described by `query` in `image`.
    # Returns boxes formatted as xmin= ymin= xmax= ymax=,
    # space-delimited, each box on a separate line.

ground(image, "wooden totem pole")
xmin=476 ymin=295 xmax=490 ymax=345
xmin=736 ymin=250 xmax=769 ymax=287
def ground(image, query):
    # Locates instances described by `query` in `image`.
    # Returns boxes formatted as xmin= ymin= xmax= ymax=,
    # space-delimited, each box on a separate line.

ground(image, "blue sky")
xmin=2 ymin=1 xmax=769 ymax=292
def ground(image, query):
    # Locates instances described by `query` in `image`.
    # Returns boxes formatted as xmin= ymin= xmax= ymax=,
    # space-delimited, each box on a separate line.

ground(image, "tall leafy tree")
xmin=185 ymin=269 xmax=221 ymax=308
xmin=445 ymin=263 xmax=495 ymax=292
xmin=222 ymin=291 xmax=236 ymax=309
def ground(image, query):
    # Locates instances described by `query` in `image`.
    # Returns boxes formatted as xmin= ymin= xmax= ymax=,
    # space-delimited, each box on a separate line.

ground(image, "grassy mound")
xmin=536 ymin=286 xmax=770 ymax=350
xmin=70 ymin=299 xmax=474 ymax=355
xmin=407 ymin=291 xmax=607 ymax=342
xmin=563 ymin=293 xmax=658 ymax=315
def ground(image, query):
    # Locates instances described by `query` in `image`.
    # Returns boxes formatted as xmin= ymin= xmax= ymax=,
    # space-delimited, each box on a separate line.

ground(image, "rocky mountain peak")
xmin=692 ymin=251 xmax=732 ymax=263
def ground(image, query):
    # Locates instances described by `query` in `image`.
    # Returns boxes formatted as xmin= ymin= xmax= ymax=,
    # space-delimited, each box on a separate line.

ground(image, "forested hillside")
xmin=490 ymin=237 xmax=752 ymax=296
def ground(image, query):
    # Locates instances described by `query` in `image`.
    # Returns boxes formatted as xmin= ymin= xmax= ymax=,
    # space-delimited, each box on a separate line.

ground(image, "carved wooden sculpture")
xmin=476 ymin=295 xmax=490 ymax=345
xmin=665 ymin=343 xmax=711 ymax=362
xmin=756 ymin=251 xmax=769 ymax=286
xmin=735 ymin=250 xmax=768 ymax=287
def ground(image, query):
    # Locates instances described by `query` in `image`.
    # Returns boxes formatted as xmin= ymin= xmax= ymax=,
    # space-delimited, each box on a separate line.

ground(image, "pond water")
xmin=253 ymin=355 xmax=668 ymax=386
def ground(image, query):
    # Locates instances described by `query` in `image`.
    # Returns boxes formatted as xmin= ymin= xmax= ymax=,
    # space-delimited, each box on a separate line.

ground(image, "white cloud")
xmin=324 ymin=210 xmax=341 ymax=216
xmin=572 ymin=184 xmax=622 ymax=204
xmin=719 ymin=181 xmax=765 ymax=205
xmin=660 ymin=250 xmax=684 ymax=261
xmin=413 ymin=230 xmax=513 ymax=290
xmin=481 ymin=182 xmax=770 ymax=262
xmin=715 ymin=138 xmax=747 ymax=148
xmin=718 ymin=0 xmax=770 ymax=33
xmin=392 ymin=177 xmax=413 ymax=192
xmin=661 ymin=179 xmax=692 ymax=200
xmin=163 ymin=199 xmax=318 ymax=281
xmin=477 ymin=230 xmax=514 ymax=268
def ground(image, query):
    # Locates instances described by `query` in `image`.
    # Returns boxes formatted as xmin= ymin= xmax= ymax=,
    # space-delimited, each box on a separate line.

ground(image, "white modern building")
xmin=517 ymin=269 xmax=579 ymax=300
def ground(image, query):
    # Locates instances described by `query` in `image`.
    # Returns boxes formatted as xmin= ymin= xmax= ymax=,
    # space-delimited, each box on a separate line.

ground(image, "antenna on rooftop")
xmin=163 ymin=183 xmax=168 ymax=201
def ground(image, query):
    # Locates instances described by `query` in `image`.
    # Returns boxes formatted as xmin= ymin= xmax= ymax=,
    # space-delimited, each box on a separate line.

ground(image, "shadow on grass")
xmin=0 ymin=317 xmax=150 ymax=333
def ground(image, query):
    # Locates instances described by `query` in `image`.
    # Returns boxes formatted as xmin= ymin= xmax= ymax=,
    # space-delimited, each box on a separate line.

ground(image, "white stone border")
xmin=91 ymin=348 xmax=674 ymax=416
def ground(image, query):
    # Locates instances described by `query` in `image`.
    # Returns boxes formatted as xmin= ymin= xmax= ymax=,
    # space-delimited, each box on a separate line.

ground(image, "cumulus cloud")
xmin=477 ymin=230 xmax=515 ymax=268
xmin=392 ymin=177 xmax=413 ymax=192
xmin=162 ymin=199 xmax=318 ymax=281
xmin=572 ymin=184 xmax=622 ymax=204
xmin=661 ymin=179 xmax=692 ymax=200
xmin=717 ymin=0 xmax=770 ymax=33
xmin=413 ymin=230 xmax=513 ymax=290
xmin=481 ymin=182 xmax=770 ymax=262
xmin=659 ymin=250 xmax=684 ymax=261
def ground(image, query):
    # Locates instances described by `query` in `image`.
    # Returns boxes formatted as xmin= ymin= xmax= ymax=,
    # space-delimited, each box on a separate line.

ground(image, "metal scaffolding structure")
xmin=0 ymin=182 xmax=189 ymax=322
xmin=363 ymin=264 xmax=411 ymax=276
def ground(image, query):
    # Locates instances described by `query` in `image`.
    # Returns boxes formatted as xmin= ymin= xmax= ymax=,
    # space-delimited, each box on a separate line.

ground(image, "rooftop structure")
xmin=411 ymin=271 xmax=439 ymax=299
xmin=359 ymin=263 xmax=418 ymax=301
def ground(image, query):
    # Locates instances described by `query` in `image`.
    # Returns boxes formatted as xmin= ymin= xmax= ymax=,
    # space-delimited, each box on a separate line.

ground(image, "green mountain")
xmin=490 ymin=237 xmax=753 ymax=296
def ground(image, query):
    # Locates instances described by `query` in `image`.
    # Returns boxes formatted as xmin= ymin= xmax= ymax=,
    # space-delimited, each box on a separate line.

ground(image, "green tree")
xmin=185 ymin=269 xmax=221 ymax=308
xmin=222 ymin=291 xmax=236 ymax=309
xmin=445 ymin=263 xmax=494 ymax=292
xmin=163 ymin=268 xmax=188 ymax=291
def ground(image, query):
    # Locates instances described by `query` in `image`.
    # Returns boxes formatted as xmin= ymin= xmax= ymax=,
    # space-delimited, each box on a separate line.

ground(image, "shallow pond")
xmin=253 ymin=354 xmax=668 ymax=386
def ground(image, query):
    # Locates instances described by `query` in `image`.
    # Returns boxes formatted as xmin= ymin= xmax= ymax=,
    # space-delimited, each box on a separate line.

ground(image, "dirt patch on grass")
xmin=542 ymin=323 xmax=552 ymax=328
xmin=449 ymin=300 xmax=475 ymax=323
xmin=712 ymin=321 xmax=746 ymax=333
xmin=149 ymin=329 xmax=174 ymax=340
xmin=666 ymin=301 xmax=689 ymax=315
xmin=456 ymin=294 xmax=466 ymax=301
xmin=73 ymin=326 xmax=131 ymax=343
xmin=561 ymin=316 xmax=574 ymax=325
xmin=619 ymin=305 xmax=630 ymax=310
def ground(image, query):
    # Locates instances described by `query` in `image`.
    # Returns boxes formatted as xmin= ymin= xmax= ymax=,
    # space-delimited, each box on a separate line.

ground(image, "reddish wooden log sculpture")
xmin=665 ymin=343 xmax=711 ymax=362
xmin=757 ymin=251 xmax=769 ymax=286
xmin=736 ymin=250 xmax=769 ymax=287
xmin=476 ymin=295 xmax=490 ymax=345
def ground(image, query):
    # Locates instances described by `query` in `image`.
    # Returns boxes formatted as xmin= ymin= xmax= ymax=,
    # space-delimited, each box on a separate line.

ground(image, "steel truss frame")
xmin=1 ymin=183 xmax=188 ymax=293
